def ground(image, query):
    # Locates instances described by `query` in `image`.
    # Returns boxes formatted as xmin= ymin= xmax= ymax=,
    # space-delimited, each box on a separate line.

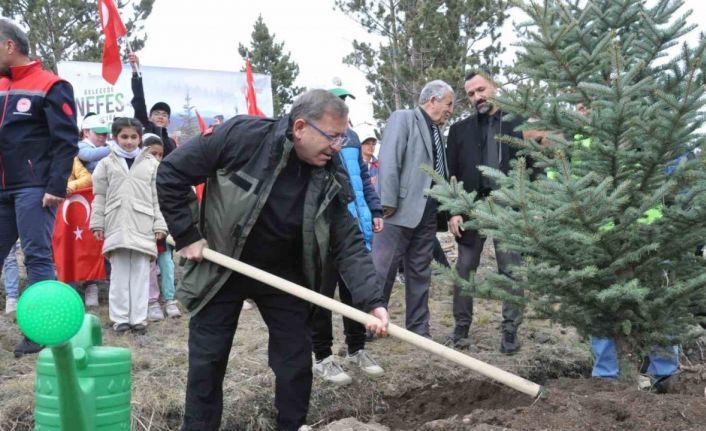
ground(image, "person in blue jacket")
xmin=77 ymin=112 xmax=111 ymax=173
xmin=311 ymin=87 xmax=385 ymax=385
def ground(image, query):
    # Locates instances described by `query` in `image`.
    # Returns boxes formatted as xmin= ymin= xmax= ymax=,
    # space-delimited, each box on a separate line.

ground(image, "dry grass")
xmin=0 ymin=236 xmax=592 ymax=430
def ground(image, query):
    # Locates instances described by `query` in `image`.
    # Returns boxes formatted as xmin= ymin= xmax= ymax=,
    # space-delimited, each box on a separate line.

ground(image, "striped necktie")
xmin=431 ymin=124 xmax=446 ymax=179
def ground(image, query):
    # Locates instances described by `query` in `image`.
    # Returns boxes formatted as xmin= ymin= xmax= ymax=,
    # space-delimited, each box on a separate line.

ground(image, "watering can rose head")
xmin=16 ymin=280 xmax=85 ymax=346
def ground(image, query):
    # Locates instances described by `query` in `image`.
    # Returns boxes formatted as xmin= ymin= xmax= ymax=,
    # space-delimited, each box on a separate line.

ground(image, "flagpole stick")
xmin=166 ymin=237 xmax=545 ymax=398
xmin=125 ymin=39 xmax=141 ymax=78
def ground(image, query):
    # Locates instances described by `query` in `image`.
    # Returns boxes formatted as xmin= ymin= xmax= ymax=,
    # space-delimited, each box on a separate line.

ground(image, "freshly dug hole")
xmin=379 ymin=379 xmax=533 ymax=430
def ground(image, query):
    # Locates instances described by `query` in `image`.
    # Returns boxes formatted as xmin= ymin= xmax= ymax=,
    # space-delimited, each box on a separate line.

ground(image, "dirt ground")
xmin=1 ymin=234 xmax=706 ymax=430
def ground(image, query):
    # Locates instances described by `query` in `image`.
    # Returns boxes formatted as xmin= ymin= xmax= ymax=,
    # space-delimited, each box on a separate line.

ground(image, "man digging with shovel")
xmin=156 ymin=89 xmax=389 ymax=431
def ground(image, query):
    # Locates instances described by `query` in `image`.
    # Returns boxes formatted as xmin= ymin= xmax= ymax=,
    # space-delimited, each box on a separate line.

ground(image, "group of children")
xmin=1 ymin=51 xmax=187 ymax=333
xmin=1 ymin=112 xmax=181 ymax=336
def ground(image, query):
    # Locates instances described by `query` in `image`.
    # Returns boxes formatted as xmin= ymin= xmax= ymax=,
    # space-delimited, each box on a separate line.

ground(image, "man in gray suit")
xmin=373 ymin=80 xmax=454 ymax=336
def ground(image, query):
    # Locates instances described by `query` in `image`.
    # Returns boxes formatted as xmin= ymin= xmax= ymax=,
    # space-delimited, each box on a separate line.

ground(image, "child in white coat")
xmin=90 ymin=118 xmax=167 ymax=334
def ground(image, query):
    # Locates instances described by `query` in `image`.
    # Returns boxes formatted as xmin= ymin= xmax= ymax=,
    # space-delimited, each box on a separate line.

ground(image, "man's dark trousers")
xmin=372 ymin=198 xmax=437 ymax=336
xmin=0 ymin=187 xmax=57 ymax=284
xmin=312 ymin=263 xmax=366 ymax=360
xmin=453 ymin=231 xmax=523 ymax=338
xmin=181 ymin=273 xmax=312 ymax=431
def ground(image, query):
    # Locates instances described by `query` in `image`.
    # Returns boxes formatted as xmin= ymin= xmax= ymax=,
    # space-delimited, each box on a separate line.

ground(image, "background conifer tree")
xmin=178 ymin=92 xmax=200 ymax=141
xmin=336 ymin=0 xmax=509 ymax=122
xmin=238 ymin=15 xmax=303 ymax=117
xmin=0 ymin=0 xmax=153 ymax=73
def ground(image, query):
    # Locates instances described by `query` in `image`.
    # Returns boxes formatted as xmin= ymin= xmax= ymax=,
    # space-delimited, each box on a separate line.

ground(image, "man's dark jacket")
xmin=446 ymin=111 xmax=524 ymax=245
xmin=157 ymin=115 xmax=385 ymax=315
xmin=131 ymin=73 xmax=176 ymax=156
xmin=0 ymin=61 xmax=78 ymax=196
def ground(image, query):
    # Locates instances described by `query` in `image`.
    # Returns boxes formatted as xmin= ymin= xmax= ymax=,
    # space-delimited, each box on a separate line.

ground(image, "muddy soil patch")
xmin=512 ymin=377 xmax=706 ymax=431
xmin=400 ymin=376 xmax=706 ymax=431
xmin=380 ymin=380 xmax=534 ymax=430
xmin=524 ymin=350 xmax=593 ymax=383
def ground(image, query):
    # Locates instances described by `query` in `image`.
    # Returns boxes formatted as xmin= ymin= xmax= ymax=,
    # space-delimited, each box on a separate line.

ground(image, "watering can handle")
xmin=70 ymin=314 xmax=103 ymax=349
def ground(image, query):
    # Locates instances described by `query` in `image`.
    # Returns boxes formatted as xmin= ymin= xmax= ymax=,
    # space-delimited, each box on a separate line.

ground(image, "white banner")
xmin=58 ymin=61 xmax=274 ymax=135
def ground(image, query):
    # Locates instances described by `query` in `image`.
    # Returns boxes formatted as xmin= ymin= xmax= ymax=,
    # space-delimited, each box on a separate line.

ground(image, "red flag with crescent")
xmin=52 ymin=188 xmax=106 ymax=283
xmin=98 ymin=0 xmax=127 ymax=85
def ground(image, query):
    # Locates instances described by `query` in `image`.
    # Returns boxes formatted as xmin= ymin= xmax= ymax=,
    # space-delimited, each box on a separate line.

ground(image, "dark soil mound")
xmin=381 ymin=380 xmax=533 ymax=429
xmin=380 ymin=375 xmax=706 ymax=431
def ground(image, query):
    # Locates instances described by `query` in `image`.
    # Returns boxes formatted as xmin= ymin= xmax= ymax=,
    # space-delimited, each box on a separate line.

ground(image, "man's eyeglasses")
xmin=307 ymin=121 xmax=348 ymax=147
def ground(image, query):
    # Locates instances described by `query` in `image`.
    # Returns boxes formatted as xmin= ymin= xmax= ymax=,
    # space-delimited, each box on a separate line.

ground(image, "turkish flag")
xmin=98 ymin=0 xmax=127 ymax=85
xmin=193 ymin=109 xmax=208 ymax=202
xmin=195 ymin=109 xmax=207 ymax=133
xmin=246 ymin=58 xmax=266 ymax=117
xmin=52 ymin=188 xmax=106 ymax=283
xmin=194 ymin=184 xmax=205 ymax=202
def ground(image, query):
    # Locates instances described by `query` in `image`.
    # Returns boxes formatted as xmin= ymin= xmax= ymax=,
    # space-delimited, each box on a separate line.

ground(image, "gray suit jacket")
xmin=377 ymin=107 xmax=443 ymax=228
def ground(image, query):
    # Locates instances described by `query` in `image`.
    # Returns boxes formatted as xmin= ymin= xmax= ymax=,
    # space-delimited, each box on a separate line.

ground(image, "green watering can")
xmin=16 ymin=280 xmax=132 ymax=431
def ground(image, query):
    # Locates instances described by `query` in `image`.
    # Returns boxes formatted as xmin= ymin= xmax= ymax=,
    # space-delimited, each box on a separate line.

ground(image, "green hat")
xmin=82 ymin=114 xmax=110 ymax=134
xmin=329 ymin=87 xmax=356 ymax=100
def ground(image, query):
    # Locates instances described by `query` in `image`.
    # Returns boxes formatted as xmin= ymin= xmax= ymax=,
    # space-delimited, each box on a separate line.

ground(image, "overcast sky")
xmin=138 ymin=0 xmax=706 ymax=128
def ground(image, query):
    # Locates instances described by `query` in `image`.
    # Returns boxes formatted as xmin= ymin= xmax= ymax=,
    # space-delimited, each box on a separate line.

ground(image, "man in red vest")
xmin=0 ymin=19 xmax=78 ymax=357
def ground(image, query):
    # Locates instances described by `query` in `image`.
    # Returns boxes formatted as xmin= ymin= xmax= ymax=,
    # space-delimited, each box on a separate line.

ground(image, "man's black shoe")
xmin=500 ymin=330 xmax=521 ymax=355
xmin=652 ymin=374 xmax=677 ymax=394
xmin=446 ymin=326 xmax=469 ymax=342
xmin=14 ymin=338 xmax=43 ymax=358
xmin=445 ymin=335 xmax=478 ymax=352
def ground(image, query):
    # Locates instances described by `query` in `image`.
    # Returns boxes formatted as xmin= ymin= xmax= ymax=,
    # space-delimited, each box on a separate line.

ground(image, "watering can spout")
xmin=50 ymin=341 xmax=93 ymax=431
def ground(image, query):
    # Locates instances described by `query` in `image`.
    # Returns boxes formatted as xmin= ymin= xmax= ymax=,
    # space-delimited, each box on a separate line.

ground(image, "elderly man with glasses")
xmin=157 ymin=89 xmax=389 ymax=431
xmin=373 ymin=80 xmax=455 ymax=338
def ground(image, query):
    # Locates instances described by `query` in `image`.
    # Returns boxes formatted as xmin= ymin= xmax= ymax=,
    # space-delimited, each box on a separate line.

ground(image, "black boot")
xmin=500 ymin=330 xmax=521 ymax=355
xmin=446 ymin=326 xmax=476 ymax=351
xmin=14 ymin=337 xmax=43 ymax=358
xmin=452 ymin=325 xmax=469 ymax=340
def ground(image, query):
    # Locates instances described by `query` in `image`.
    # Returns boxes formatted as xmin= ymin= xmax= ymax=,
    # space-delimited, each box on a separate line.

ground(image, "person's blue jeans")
xmin=591 ymin=337 xmax=679 ymax=379
xmin=2 ymin=241 xmax=20 ymax=298
xmin=157 ymin=243 xmax=175 ymax=301
xmin=0 ymin=187 xmax=57 ymax=286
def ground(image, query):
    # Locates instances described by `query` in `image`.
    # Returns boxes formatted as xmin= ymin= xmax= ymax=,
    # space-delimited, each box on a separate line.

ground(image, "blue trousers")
xmin=2 ymin=241 xmax=20 ymax=298
xmin=0 ymin=187 xmax=57 ymax=286
xmin=157 ymin=244 xmax=175 ymax=301
xmin=591 ymin=337 xmax=679 ymax=379
xmin=150 ymin=245 xmax=175 ymax=302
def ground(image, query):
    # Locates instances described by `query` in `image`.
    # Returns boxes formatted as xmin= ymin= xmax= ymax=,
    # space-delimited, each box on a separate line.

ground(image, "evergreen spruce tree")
xmin=429 ymin=0 xmax=706 ymax=358
xmin=238 ymin=15 xmax=303 ymax=117
xmin=178 ymin=92 xmax=200 ymax=141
